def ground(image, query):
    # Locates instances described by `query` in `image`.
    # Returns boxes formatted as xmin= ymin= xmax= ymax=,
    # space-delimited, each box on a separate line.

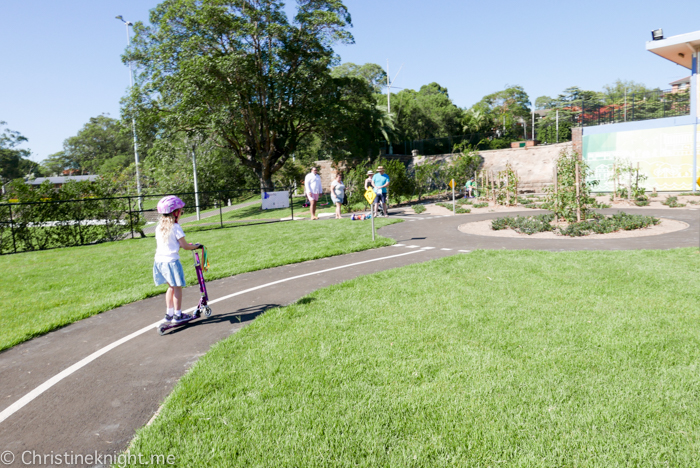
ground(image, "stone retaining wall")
xmin=412 ymin=142 xmax=572 ymax=193
xmin=312 ymin=142 xmax=573 ymax=194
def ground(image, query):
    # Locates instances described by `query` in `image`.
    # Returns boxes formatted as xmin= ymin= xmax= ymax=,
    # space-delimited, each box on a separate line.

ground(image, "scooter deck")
xmin=158 ymin=306 xmax=211 ymax=336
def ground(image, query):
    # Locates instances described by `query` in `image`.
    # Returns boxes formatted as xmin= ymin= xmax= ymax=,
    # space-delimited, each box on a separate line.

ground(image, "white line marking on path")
xmin=391 ymin=244 xmax=406 ymax=247
xmin=441 ymin=248 xmax=452 ymax=251
xmin=421 ymin=247 xmax=435 ymax=250
xmin=405 ymin=245 xmax=420 ymax=248
xmin=0 ymin=249 xmax=428 ymax=426
xmin=459 ymin=250 xmax=471 ymax=253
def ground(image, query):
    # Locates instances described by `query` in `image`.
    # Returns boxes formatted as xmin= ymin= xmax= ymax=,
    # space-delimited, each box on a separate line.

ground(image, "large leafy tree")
xmin=125 ymin=0 xmax=372 ymax=191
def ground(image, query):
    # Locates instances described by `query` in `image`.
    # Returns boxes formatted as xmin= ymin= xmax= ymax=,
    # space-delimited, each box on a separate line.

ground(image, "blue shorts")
xmin=153 ymin=260 xmax=186 ymax=287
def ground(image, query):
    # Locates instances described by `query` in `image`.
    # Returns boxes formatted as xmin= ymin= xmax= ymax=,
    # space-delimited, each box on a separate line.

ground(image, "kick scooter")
xmin=158 ymin=245 xmax=212 ymax=335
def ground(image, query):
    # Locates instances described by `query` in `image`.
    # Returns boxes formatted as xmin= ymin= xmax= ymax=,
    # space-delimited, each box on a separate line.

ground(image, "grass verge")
xmin=0 ymin=218 xmax=399 ymax=351
xmin=126 ymin=249 xmax=700 ymax=467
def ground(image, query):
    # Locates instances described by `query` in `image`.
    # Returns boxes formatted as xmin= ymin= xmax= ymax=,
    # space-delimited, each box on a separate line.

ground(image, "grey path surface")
xmin=0 ymin=208 xmax=696 ymax=466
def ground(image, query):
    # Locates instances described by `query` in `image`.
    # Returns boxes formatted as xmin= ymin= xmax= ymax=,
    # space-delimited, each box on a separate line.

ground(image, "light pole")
xmin=116 ymin=15 xmax=143 ymax=210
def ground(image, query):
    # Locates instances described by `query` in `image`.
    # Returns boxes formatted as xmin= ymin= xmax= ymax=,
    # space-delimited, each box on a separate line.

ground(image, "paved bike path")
xmin=0 ymin=244 xmax=452 ymax=464
xmin=0 ymin=208 xmax=696 ymax=465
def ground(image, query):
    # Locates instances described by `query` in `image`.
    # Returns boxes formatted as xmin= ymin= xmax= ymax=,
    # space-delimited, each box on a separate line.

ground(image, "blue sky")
xmin=2 ymin=0 xmax=699 ymax=163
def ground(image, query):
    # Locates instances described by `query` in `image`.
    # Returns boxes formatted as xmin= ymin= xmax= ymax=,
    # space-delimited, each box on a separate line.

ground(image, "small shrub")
xmin=457 ymin=198 xmax=473 ymax=205
xmin=662 ymin=196 xmax=686 ymax=208
xmin=490 ymin=214 xmax=556 ymax=235
xmin=456 ymin=207 xmax=471 ymax=214
xmin=413 ymin=204 xmax=426 ymax=214
xmin=634 ymin=199 xmax=650 ymax=207
xmin=472 ymin=202 xmax=489 ymax=209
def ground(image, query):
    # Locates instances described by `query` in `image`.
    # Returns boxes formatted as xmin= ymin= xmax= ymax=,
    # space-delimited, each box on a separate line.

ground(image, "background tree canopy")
xmin=1 ymin=121 xmax=40 ymax=186
xmin=43 ymin=115 xmax=134 ymax=176
xmin=124 ymin=0 xmax=380 ymax=191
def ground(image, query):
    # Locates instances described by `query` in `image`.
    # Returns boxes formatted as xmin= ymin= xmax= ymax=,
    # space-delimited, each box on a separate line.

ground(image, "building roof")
xmin=670 ymin=76 xmax=690 ymax=85
xmin=27 ymin=175 xmax=100 ymax=185
xmin=646 ymin=30 xmax=700 ymax=69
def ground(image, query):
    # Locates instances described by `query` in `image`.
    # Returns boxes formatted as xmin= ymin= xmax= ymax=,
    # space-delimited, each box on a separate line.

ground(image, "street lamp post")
xmin=116 ymin=15 xmax=143 ymax=210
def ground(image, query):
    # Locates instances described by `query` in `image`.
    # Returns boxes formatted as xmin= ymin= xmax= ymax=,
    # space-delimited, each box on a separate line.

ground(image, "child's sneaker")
xmin=163 ymin=313 xmax=173 ymax=323
xmin=171 ymin=313 xmax=192 ymax=323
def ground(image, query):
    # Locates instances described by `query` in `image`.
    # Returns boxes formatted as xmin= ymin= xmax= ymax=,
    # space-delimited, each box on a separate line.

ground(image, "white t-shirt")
xmin=154 ymin=223 xmax=186 ymax=262
xmin=304 ymin=172 xmax=322 ymax=194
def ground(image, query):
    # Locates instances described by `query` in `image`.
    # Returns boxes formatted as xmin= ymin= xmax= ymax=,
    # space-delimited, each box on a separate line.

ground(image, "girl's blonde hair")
xmin=156 ymin=212 xmax=178 ymax=243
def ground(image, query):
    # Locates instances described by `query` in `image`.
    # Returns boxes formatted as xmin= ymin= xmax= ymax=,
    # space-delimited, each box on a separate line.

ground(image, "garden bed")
xmin=458 ymin=214 xmax=687 ymax=240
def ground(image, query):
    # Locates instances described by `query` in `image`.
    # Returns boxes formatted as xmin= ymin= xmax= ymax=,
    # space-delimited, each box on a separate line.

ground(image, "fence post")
xmin=219 ymin=192 xmax=223 ymax=228
xmin=128 ymin=197 xmax=134 ymax=239
xmin=9 ymin=204 xmax=17 ymax=254
xmin=289 ymin=188 xmax=294 ymax=220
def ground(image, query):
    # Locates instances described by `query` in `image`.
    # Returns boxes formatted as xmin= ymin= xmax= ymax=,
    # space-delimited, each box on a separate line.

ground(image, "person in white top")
xmin=153 ymin=196 xmax=202 ymax=324
xmin=330 ymin=173 xmax=345 ymax=219
xmin=304 ymin=167 xmax=323 ymax=220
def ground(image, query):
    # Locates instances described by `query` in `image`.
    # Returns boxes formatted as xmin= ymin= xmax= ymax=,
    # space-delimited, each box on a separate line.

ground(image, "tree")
xmin=1 ymin=122 xmax=38 ymax=186
xmin=377 ymin=82 xmax=462 ymax=147
xmin=125 ymin=0 xmax=373 ymax=192
xmin=332 ymin=62 xmax=387 ymax=94
xmin=55 ymin=115 xmax=134 ymax=175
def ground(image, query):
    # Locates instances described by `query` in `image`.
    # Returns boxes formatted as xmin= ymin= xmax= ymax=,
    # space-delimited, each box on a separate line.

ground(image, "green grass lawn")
xmin=127 ymin=249 xmax=700 ymax=467
xmin=183 ymin=195 xmax=355 ymax=226
xmin=0 ymin=218 xmax=398 ymax=351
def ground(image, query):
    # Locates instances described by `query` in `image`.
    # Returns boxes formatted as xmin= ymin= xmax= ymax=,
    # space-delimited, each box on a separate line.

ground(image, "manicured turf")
xmin=183 ymin=195 xmax=353 ymax=225
xmin=126 ymin=249 xmax=700 ymax=467
xmin=0 ymin=218 xmax=398 ymax=351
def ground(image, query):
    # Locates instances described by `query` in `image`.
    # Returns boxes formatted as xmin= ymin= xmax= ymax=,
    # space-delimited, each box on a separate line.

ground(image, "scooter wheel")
xmin=205 ymin=306 xmax=212 ymax=317
xmin=158 ymin=324 xmax=167 ymax=336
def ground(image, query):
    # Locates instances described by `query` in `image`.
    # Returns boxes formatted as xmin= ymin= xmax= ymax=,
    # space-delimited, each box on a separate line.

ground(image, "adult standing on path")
xmin=304 ymin=166 xmax=322 ymax=220
xmin=330 ymin=173 xmax=345 ymax=219
xmin=372 ymin=166 xmax=390 ymax=217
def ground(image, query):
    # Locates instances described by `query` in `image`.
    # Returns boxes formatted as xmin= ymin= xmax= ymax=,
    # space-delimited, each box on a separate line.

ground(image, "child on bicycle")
xmin=153 ymin=196 xmax=202 ymax=323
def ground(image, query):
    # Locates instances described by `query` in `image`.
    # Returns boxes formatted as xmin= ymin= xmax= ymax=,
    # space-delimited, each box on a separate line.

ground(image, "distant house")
xmin=26 ymin=175 xmax=100 ymax=189
xmin=670 ymin=76 xmax=690 ymax=93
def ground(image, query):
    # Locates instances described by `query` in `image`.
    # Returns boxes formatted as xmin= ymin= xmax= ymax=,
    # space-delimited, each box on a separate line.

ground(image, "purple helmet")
xmin=157 ymin=195 xmax=185 ymax=214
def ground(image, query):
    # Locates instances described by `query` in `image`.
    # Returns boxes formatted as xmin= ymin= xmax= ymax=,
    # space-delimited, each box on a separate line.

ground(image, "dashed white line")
xmin=421 ymin=247 xmax=436 ymax=250
xmin=440 ymin=248 xmax=452 ymax=251
xmin=459 ymin=250 xmax=471 ymax=253
xmin=392 ymin=244 xmax=406 ymax=247
xmin=405 ymin=245 xmax=420 ymax=249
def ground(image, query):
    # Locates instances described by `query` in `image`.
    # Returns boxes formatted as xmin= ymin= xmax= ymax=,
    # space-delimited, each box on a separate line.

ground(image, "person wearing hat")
xmin=364 ymin=170 xmax=374 ymax=191
xmin=372 ymin=166 xmax=390 ymax=217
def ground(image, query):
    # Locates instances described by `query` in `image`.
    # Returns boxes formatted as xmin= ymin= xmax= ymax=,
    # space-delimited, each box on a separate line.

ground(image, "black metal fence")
xmin=0 ymin=188 xmax=291 ymax=255
xmin=563 ymin=88 xmax=691 ymax=127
